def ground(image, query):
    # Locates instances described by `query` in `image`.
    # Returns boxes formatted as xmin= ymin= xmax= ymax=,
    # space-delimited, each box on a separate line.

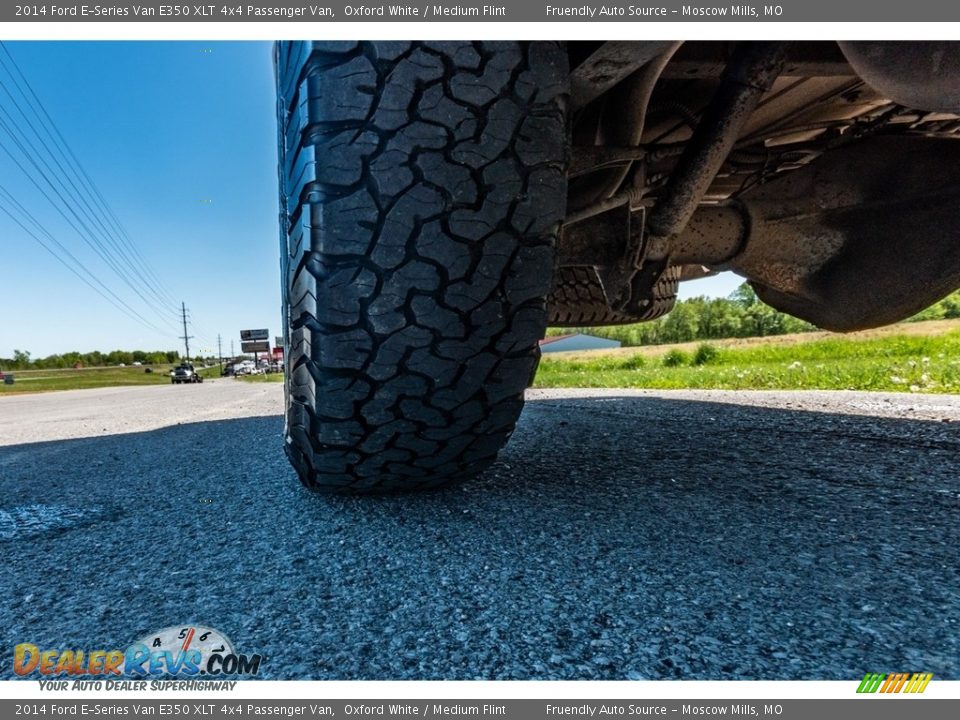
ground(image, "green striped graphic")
xmin=857 ymin=672 xmax=886 ymax=693
xmin=856 ymin=672 xmax=932 ymax=694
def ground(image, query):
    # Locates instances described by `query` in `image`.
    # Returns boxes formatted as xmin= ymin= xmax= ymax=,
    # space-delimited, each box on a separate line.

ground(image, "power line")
xmin=0 ymin=75 xmax=179 ymax=316
xmin=0 ymin=42 xmax=182 ymax=314
xmin=0 ymin=184 xmax=175 ymax=336
xmin=0 ymin=43 xmax=192 ymax=346
xmin=0 ymin=46 xmax=230 ymax=354
xmin=0 ymin=113 xmax=181 ymax=331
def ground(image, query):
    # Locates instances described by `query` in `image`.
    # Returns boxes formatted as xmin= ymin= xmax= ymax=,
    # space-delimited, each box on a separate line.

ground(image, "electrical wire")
xmin=0 ymin=184 xmax=175 ymax=336
xmin=0 ymin=42 xmax=183 ymax=313
xmin=0 ymin=126 xmax=182 ymax=336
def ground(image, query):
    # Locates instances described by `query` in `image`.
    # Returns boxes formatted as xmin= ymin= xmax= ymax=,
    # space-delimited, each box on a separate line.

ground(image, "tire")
xmin=548 ymin=265 xmax=680 ymax=326
xmin=276 ymin=41 xmax=568 ymax=492
xmin=548 ymin=267 xmax=638 ymax=326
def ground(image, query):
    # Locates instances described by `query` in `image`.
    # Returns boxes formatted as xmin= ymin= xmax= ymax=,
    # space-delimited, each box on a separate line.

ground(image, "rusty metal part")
xmin=570 ymin=41 xmax=678 ymax=112
xmin=563 ymin=188 xmax=654 ymax=228
xmin=646 ymin=42 xmax=790 ymax=240
xmin=569 ymin=145 xmax=647 ymax=179
xmin=588 ymin=42 xmax=790 ymax=318
xmin=839 ymin=42 xmax=960 ymax=113
xmin=568 ymin=44 xmax=682 ymax=211
xmin=659 ymin=41 xmax=854 ymax=79
xmin=592 ymin=204 xmax=646 ymax=310
xmin=560 ymin=204 xmax=745 ymax=267
xmin=667 ymin=205 xmax=747 ymax=265
xmin=560 ymin=208 xmax=627 ymax=267
xmin=722 ymin=135 xmax=960 ymax=331
xmin=562 ymin=136 xmax=960 ymax=333
xmin=597 ymin=43 xmax=682 ymax=192
xmin=678 ymin=264 xmax=717 ymax=282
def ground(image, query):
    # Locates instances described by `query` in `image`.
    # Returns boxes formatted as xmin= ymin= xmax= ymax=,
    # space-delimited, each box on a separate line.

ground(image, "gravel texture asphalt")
xmin=1 ymin=381 xmax=958 ymax=680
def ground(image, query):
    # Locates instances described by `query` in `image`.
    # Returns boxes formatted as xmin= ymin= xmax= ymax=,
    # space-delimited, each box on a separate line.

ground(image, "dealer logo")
xmin=14 ymin=625 xmax=262 ymax=677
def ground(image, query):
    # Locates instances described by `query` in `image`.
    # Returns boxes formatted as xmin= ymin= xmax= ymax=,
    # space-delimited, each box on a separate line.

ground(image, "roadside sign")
xmin=241 ymin=341 xmax=270 ymax=353
xmin=240 ymin=329 xmax=269 ymax=341
xmin=275 ymin=336 xmax=284 ymax=348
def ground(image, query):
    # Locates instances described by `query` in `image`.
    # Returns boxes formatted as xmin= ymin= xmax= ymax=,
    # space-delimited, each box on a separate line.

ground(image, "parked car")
xmin=233 ymin=360 xmax=256 ymax=376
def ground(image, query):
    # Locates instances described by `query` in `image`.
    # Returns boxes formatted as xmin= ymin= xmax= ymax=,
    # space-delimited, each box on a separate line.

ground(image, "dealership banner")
xmin=2 ymin=699 xmax=960 ymax=718
xmin=5 ymin=1 xmax=960 ymax=22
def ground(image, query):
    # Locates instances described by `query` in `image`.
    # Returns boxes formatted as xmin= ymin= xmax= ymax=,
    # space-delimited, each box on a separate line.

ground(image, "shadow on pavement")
xmin=1 ymin=394 xmax=958 ymax=680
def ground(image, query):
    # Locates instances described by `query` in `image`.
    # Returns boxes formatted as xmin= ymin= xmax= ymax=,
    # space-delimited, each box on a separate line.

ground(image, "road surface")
xmin=1 ymin=382 xmax=958 ymax=679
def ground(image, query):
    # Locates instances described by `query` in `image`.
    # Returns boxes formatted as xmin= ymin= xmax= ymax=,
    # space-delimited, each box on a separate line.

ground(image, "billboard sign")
xmin=241 ymin=341 xmax=270 ymax=353
xmin=240 ymin=329 xmax=269 ymax=341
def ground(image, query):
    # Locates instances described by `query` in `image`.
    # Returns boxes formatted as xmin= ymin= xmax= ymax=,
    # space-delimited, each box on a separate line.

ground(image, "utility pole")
xmin=179 ymin=301 xmax=194 ymax=362
xmin=217 ymin=334 xmax=223 ymax=373
xmin=230 ymin=339 xmax=234 ymax=360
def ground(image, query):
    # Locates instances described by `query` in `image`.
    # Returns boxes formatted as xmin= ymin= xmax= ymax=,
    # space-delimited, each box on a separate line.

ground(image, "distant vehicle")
xmin=132 ymin=361 xmax=142 ymax=366
xmin=233 ymin=360 xmax=256 ymax=376
xmin=171 ymin=363 xmax=203 ymax=384
xmin=117 ymin=363 xmax=125 ymax=367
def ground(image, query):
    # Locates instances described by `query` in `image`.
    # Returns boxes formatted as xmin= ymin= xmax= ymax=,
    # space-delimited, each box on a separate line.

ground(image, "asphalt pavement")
xmin=1 ymin=382 xmax=958 ymax=679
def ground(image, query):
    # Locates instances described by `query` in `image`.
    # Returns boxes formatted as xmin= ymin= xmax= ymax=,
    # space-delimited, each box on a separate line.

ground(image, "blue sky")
xmin=0 ymin=41 xmax=278 ymax=358
xmin=0 ymin=41 xmax=740 ymax=358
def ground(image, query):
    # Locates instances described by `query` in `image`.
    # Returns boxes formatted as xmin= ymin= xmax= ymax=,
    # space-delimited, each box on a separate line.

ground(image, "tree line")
xmin=6 ymin=284 xmax=960 ymax=367
xmin=550 ymin=283 xmax=960 ymax=347
xmin=1 ymin=348 xmax=182 ymax=370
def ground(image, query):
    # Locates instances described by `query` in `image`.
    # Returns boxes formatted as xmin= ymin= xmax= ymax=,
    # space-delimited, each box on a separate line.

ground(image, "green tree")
xmin=729 ymin=282 xmax=759 ymax=308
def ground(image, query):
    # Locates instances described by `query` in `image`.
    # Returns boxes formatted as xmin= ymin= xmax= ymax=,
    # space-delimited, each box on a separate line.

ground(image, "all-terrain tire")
xmin=547 ymin=265 xmax=680 ymax=326
xmin=275 ymin=41 xmax=568 ymax=492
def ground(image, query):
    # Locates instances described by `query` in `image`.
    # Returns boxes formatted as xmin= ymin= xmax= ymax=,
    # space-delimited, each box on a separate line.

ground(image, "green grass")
xmin=7 ymin=329 xmax=960 ymax=395
xmin=0 ymin=364 xmax=222 ymax=394
xmin=534 ymin=331 xmax=960 ymax=393
xmin=236 ymin=373 xmax=284 ymax=383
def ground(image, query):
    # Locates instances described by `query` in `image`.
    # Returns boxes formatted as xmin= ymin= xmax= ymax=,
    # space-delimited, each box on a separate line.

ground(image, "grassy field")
xmin=0 ymin=364 xmax=221 ymax=394
xmin=5 ymin=320 xmax=960 ymax=396
xmin=236 ymin=372 xmax=284 ymax=383
xmin=535 ymin=325 xmax=960 ymax=393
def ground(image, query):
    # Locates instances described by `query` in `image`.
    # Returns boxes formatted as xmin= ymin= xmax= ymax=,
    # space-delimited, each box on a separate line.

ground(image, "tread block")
xmin=277 ymin=41 xmax=568 ymax=492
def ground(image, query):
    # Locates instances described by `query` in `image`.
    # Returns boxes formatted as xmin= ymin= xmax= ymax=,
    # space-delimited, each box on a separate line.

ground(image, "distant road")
xmin=2 ymin=383 xmax=958 ymax=679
